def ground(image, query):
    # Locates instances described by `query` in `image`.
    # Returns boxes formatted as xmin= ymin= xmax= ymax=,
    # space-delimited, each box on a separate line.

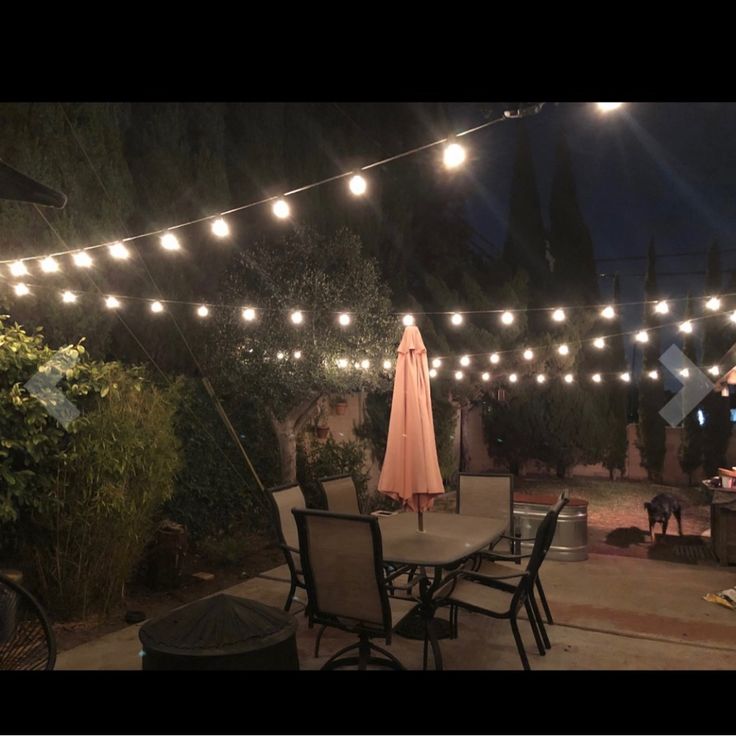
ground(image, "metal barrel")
xmin=514 ymin=501 xmax=588 ymax=561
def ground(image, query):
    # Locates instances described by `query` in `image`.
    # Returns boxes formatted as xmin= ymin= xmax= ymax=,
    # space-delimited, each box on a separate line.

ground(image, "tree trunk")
xmin=272 ymin=416 xmax=297 ymax=484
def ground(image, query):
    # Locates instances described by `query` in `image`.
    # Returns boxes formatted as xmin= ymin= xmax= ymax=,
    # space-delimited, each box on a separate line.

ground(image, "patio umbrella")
xmin=377 ymin=324 xmax=444 ymax=531
xmin=0 ymin=159 xmax=67 ymax=208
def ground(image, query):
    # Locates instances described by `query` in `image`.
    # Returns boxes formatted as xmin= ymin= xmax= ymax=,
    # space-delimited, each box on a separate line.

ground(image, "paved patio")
xmin=56 ymin=552 xmax=736 ymax=670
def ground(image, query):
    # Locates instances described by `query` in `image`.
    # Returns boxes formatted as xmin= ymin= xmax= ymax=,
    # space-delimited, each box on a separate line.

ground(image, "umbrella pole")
xmin=418 ymin=510 xmax=424 ymax=532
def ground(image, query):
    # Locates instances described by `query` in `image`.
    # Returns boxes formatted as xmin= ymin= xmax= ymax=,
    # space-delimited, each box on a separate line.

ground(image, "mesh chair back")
xmin=0 ymin=575 xmax=56 ymax=670
xmin=319 ymin=474 xmax=361 ymax=515
xmin=458 ymin=473 xmax=513 ymax=528
xmin=293 ymin=509 xmax=390 ymax=632
xmin=267 ymin=483 xmax=306 ymax=570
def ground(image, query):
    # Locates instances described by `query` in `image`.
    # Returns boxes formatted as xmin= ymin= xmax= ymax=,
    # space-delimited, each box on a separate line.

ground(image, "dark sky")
xmin=453 ymin=101 xmax=736 ymax=370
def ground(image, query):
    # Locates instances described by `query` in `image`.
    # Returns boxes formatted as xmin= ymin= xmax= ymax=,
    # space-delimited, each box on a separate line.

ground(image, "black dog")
xmin=643 ymin=493 xmax=683 ymax=542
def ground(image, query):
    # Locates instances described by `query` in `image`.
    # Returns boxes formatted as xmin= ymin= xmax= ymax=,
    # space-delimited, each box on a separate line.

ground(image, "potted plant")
xmin=315 ymin=401 xmax=330 ymax=439
xmin=333 ymin=396 xmax=348 ymax=415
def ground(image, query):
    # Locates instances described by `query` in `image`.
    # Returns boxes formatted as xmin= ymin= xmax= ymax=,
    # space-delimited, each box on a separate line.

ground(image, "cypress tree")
xmin=679 ymin=294 xmax=703 ymax=484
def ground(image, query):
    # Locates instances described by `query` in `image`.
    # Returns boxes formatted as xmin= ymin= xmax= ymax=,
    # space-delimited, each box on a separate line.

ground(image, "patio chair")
xmin=263 ymin=483 xmax=308 ymax=612
xmin=441 ymin=498 xmax=565 ymax=670
xmin=318 ymin=474 xmax=362 ymax=515
xmin=0 ymin=574 xmax=56 ymax=670
xmin=292 ymin=508 xmax=422 ymax=670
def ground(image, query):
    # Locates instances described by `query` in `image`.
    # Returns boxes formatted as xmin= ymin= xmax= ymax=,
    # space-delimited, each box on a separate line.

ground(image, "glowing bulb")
xmin=150 ymin=301 xmax=164 ymax=313
xmin=460 ymin=355 xmax=470 ymax=367
xmin=13 ymin=283 xmax=30 ymax=297
xmin=277 ymin=351 xmax=285 ymax=360
xmin=654 ymin=301 xmax=669 ymax=315
xmin=523 ymin=349 xmax=534 ymax=361
xmin=592 ymin=373 xmax=602 ymax=383
xmin=9 ymin=261 xmax=28 ymax=277
xmin=597 ymin=102 xmax=623 ymax=112
xmin=489 ymin=353 xmax=500 ymax=365
xmin=160 ymin=232 xmax=180 ymax=251
xmin=552 ymin=308 xmax=566 ymax=322
xmin=109 ymin=242 xmax=130 ymax=260
xmin=197 ymin=305 xmax=209 ymax=318
xmin=443 ymin=142 xmax=466 ymax=169
xmin=402 ymin=314 xmax=415 ymax=327
xmin=564 ymin=373 xmax=574 ymax=384
xmin=272 ymin=199 xmax=290 ymax=219
xmin=72 ymin=251 xmax=93 ymax=268
xmin=500 ymin=311 xmax=514 ymax=326
xmin=383 ymin=359 xmax=392 ymax=370
xmin=61 ymin=290 xmax=77 ymax=303
xmin=454 ymin=370 xmax=464 ymax=381
xmin=211 ymin=218 xmax=229 ymax=237
xmin=361 ymin=359 xmax=370 ymax=370
xmin=450 ymin=312 xmax=463 ymax=326
xmin=242 ymin=307 xmax=256 ymax=322
xmin=730 ymin=311 xmax=736 ymax=324
xmin=593 ymin=337 xmax=606 ymax=349
xmin=601 ymin=305 xmax=615 ymax=320
xmin=635 ymin=330 xmax=649 ymax=343
xmin=679 ymin=320 xmax=693 ymax=334
xmin=679 ymin=368 xmax=690 ymax=378
xmin=348 ymin=174 xmax=367 ymax=196
xmin=40 ymin=256 xmax=59 ymax=273
xmin=648 ymin=370 xmax=659 ymax=380
xmin=558 ymin=344 xmax=569 ymax=356
xmin=338 ymin=313 xmax=351 ymax=326
xmin=509 ymin=373 xmax=518 ymax=384
xmin=432 ymin=358 xmax=442 ymax=369
xmin=293 ymin=350 xmax=302 ymax=360
xmin=105 ymin=296 xmax=120 ymax=309
xmin=706 ymin=296 xmax=721 ymax=311
xmin=620 ymin=372 xmax=631 ymax=382
xmin=290 ymin=310 xmax=304 ymax=325
xmin=429 ymin=368 xmax=438 ymax=378
xmin=336 ymin=358 xmax=348 ymax=369
xmin=709 ymin=365 xmax=720 ymax=376
xmin=536 ymin=374 xmax=546 ymax=384
xmin=481 ymin=372 xmax=491 ymax=382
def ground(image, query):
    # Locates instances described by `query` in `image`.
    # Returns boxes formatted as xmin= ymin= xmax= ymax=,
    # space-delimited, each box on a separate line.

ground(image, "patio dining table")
xmin=377 ymin=511 xmax=506 ymax=670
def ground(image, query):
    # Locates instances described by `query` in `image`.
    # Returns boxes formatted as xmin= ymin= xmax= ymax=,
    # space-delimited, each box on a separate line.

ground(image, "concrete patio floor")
xmin=56 ymin=552 xmax=736 ymax=670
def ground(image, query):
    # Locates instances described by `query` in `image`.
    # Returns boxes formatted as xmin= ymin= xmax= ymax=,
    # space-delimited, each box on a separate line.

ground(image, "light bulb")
xmin=648 ymin=370 xmax=659 ymax=380
xmin=654 ymin=301 xmax=669 ymax=315
xmin=679 ymin=368 xmax=690 ymax=378
xmin=730 ymin=311 xmax=736 ymax=324
xmin=338 ymin=313 xmax=351 ymax=326
xmin=61 ymin=290 xmax=77 ymax=303
xmin=481 ymin=372 xmax=491 ymax=382
xmin=635 ymin=330 xmax=649 ymax=343
xmin=592 ymin=373 xmax=602 ymax=383
xmin=105 ymin=296 xmax=120 ymax=309
xmin=383 ymin=359 xmax=392 ymax=370
xmin=709 ymin=365 xmax=720 ymax=376
xmin=72 ymin=251 xmax=93 ymax=268
xmin=40 ymin=256 xmax=59 ymax=273
xmin=490 ymin=353 xmax=500 ymax=364
xmin=620 ymin=372 xmax=631 ymax=382
xmin=552 ymin=308 xmax=566 ymax=322
xmin=361 ymin=359 xmax=370 ymax=370
xmin=348 ymin=174 xmax=367 ymax=196
xmin=450 ymin=312 xmax=463 ymax=326
xmin=197 ymin=305 xmax=209 ymax=317
xmin=597 ymin=102 xmax=623 ymax=112
xmin=454 ymin=370 xmax=464 ymax=381
xmin=272 ymin=199 xmax=290 ymax=219
xmin=150 ymin=301 xmax=164 ymax=313
xmin=500 ymin=311 xmax=514 ymax=326
xmin=277 ymin=351 xmax=285 ymax=360
xmin=558 ymin=344 xmax=569 ymax=356
xmin=460 ymin=355 xmax=471 ymax=367
xmin=706 ymin=296 xmax=721 ymax=311
xmin=593 ymin=337 xmax=606 ymax=349
xmin=290 ymin=310 xmax=304 ymax=325
xmin=536 ymin=374 xmax=546 ymax=384
xmin=109 ymin=242 xmax=130 ymax=260
xmin=432 ymin=358 xmax=442 ymax=369
xmin=293 ymin=350 xmax=302 ymax=360
xmin=443 ymin=142 xmax=466 ymax=169
xmin=402 ymin=314 xmax=415 ymax=327
xmin=601 ymin=305 xmax=615 ymax=320
xmin=564 ymin=373 xmax=574 ymax=384
xmin=160 ymin=233 xmax=180 ymax=251
xmin=509 ymin=373 xmax=518 ymax=384
xmin=336 ymin=358 xmax=348 ymax=369
xmin=679 ymin=320 xmax=693 ymax=334
xmin=242 ymin=307 xmax=256 ymax=322
xmin=211 ymin=218 xmax=229 ymax=238
xmin=523 ymin=348 xmax=534 ymax=361
xmin=9 ymin=261 xmax=28 ymax=277
xmin=429 ymin=368 xmax=438 ymax=378
xmin=13 ymin=283 xmax=30 ymax=297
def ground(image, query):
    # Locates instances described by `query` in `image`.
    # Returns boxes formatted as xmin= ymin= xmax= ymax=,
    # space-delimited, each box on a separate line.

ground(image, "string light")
xmin=454 ymin=370 xmax=464 ymax=381
xmin=105 ymin=296 xmax=120 ymax=309
xmin=272 ymin=199 xmax=290 ymax=219
xmin=432 ymin=358 xmax=442 ymax=368
xmin=564 ymin=373 xmax=574 ymax=384
xmin=460 ymin=355 xmax=471 ymax=367
xmin=40 ymin=256 xmax=59 ymax=273
xmin=338 ymin=313 xmax=351 ymax=326
xmin=348 ymin=174 xmax=367 ymax=196
xmin=197 ymin=305 xmax=209 ymax=318
xmin=509 ymin=373 xmax=518 ymax=384
xmin=621 ymin=372 xmax=631 ymax=382
xmin=536 ymin=374 xmax=546 ymax=384
xmin=500 ymin=311 xmax=514 ymax=326
xmin=490 ymin=353 xmax=500 ymax=365
xmin=429 ymin=368 xmax=438 ymax=378
xmin=9 ymin=261 xmax=28 ymax=277
xmin=593 ymin=337 xmax=606 ymax=349
xmin=61 ymin=290 xmax=77 ymax=304
xmin=654 ymin=301 xmax=669 ymax=315
xmin=14 ymin=283 xmax=30 ymax=297
xmin=242 ymin=307 xmax=256 ymax=322
xmin=277 ymin=351 xmax=285 ymax=360
xmin=592 ymin=373 xmax=602 ymax=383
xmin=709 ymin=365 xmax=720 ymax=376
xmin=109 ymin=242 xmax=130 ymax=260
xmin=293 ymin=350 xmax=302 ymax=360
xmin=558 ymin=344 xmax=569 ymax=356
xmin=383 ymin=359 xmax=392 ymax=370
xmin=601 ymin=305 xmax=616 ymax=320
xmin=635 ymin=330 xmax=649 ymax=343
xmin=679 ymin=368 xmax=689 ymax=378
xmin=160 ymin=233 xmax=180 ymax=251
xmin=361 ymin=359 xmax=370 ymax=370
xmin=551 ymin=308 xmax=566 ymax=322
xmin=150 ymin=301 xmax=164 ymax=313
xmin=290 ymin=310 xmax=304 ymax=325
xmin=706 ymin=296 xmax=722 ymax=311
xmin=72 ymin=251 xmax=93 ymax=268
xmin=402 ymin=314 xmax=415 ymax=327
xmin=443 ymin=142 xmax=466 ymax=169
xmin=730 ymin=311 xmax=736 ymax=324
xmin=481 ymin=372 xmax=491 ymax=382
xmin=597 ymin=102 xmax=623 ymax=112
xmin=648 ymin=370 xmax=659 ymax=380
xmin=679 ymin=320 xmax=693 ymax=334
xmin=523 ymin=348 xmax=534 ymax=361
xmin=211 ymin=218 xmax=230 ymax=238
xmin=336 ymin=358 xmax=349 ymax=369
xmin=450 ymin=313 xmax=463 ymax=326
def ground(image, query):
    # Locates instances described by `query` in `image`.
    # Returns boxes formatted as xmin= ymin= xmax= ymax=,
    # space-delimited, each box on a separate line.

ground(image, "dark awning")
xmin=0 ymin=159 xmax=67 ymax=208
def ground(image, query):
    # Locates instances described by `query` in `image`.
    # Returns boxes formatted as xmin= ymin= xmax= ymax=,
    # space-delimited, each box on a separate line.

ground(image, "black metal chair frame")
xmin=293 ymin=508 xmax=423 ymax=670
xmin=0 ymin=574 xmax=56 ymax=671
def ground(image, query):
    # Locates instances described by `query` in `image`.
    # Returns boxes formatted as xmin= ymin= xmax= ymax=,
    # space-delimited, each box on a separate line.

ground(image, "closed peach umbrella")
xmin=378 ymin=325 xmax=444 ymax=531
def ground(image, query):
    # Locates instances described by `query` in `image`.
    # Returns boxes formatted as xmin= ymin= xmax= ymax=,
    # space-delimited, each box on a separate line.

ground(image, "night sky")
xmin=452 ymin=101 xmax=736 ymax=371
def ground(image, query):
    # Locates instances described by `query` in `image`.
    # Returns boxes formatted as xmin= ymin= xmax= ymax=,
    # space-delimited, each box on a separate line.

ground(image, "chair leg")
xmin=524 ymin=599 xmax=546 ymax=656
xmin=284 ymin=582 xmax=296 ymax=612
xmin=422 ymin=624 xmax=429 ymax=670
xmin=510 ymin=616 xmax=530 ymax=671
xmin=535 ymin=576 xmax=553 ymax=625
xmin=314 ymin=624 xmax=327 ymax=657
xmin=529 ymin=591 xmax=551 ymax=650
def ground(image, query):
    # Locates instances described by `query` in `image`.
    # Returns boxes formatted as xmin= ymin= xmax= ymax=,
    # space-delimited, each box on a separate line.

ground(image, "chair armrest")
xmin=279 ymin=543 xmax=300 ymax=555
xmin=385 ymin=564 xmax=415 ymax=583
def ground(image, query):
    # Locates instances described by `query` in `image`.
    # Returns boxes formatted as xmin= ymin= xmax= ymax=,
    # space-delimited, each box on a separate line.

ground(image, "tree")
xmin=637 ymin=240 xmax=666 ymax=481
xmin=206 ymin=227 xmax=397 ymax=482
xmin=679 ymin=294 xmax=703 ymax=484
